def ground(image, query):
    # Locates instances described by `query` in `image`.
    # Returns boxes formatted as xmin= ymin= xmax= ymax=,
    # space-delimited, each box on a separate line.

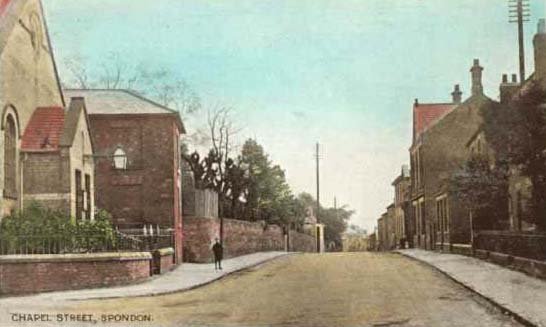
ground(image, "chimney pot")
xmin=470 ymin=59 xmax=484 ymax=96
xmin=534 ymin=19 xmax=546 ymax=84
xmin=451 ymin=84 xmax=462 ymax=104
xmin=511 ymin=74 xmax=518 ymax=83
xmin=414 ymin=98 xmax=419 ymax=106
xmin=502 ymin=74 xmax=508 ymax=83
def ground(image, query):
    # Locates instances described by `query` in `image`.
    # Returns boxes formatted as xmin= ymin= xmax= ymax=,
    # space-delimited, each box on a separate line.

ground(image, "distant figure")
xmin=212 ymin=238 xmax=223 ymax=270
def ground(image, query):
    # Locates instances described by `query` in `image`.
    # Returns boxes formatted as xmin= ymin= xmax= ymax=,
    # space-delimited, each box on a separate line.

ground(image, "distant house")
xmin=21 ymin=98 xmax=95 ymax=218
xmin=391 ymin=165 xmax=411 ymax=248
xmin=409 ymin=86 xmax=459 ymax=249
xmin=0 ymin=0 xmax=68 ymax=218
xmin=64 ymin=89 xmax=185 ymax=262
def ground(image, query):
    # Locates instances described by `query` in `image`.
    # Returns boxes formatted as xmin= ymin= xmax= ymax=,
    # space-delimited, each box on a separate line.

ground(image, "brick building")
xmin=0 ymin=0 xmax=69 ymax=218
xmin=21 ymin=98 xmax=95 ymax=218
xmin=391 ymin=165 xmax=411 ymax=248
xmin=377 ymin=212 xmax=387 ymax=251
xmin=64 ymin=89 xmax=185 ymax=262
xmin=409 ymin=60 xmax=499 ymax=250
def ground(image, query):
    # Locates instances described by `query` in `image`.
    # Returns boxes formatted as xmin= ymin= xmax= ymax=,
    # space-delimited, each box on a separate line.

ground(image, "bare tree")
xmin=63 ymin=55 xmax=92 ymax=89
xmin=207 ymin=105 xmax=241 ymax=194
xmin=60 ymin=52 xmax=201 ymax=117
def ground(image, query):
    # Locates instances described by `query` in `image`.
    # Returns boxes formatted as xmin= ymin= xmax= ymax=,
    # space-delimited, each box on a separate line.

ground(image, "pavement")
xmin=0 ymin=251 xmax=288 ymax=304
xmin=398 ymin=248 xmax=546 ymax=327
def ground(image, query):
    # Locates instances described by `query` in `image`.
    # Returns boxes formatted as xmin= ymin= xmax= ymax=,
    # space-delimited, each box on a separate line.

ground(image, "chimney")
xmin=499 ymin=73 xmax=519 ymax=104
xmin=414 ymin=98 xmax=419 ymax=106
xmin=470 ymin=59 xmax=484 ymax=96
xmin=533 ymin=19 xmax=546 ymax=83
xmin=451 ymin=84 xmax=462 ymax=104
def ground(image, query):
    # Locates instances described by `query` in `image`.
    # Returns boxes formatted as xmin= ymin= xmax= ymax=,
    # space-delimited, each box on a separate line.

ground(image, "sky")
xmin=43 ymin=0 xmax=545 ymax=232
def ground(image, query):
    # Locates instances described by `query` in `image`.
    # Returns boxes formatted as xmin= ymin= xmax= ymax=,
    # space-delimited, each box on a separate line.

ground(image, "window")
xmin=516 ymin=191 xmax=523 ymax=231
xmin=85 ymin=174 xmax=91 ymax=220
xmin=4 ymin=115 xmax=17 ymax=199
xmin=113 ymin=147 xmax=127 ymax=169
xmin=436 ymin=196 xmax=449 ymax=233
xmin=75 ymin=170 xmax=83 ymax=220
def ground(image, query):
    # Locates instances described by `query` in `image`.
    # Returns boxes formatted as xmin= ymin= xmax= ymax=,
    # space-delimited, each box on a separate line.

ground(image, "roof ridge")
xmin=63 ymin=88 xmax=179 ymax=114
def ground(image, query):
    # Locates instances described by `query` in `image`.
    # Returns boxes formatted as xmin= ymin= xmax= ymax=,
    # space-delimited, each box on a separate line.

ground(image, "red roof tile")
xmin=413 ymin=103 xmax=456 ymax=139
xmin=0 ymin=0 xmax=11 ymax=15
xmin=21 ymin=107 xmax=65 ymax=152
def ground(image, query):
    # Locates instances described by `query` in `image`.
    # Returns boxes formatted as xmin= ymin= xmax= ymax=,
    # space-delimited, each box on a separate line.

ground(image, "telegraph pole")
xmin=334 ymin=196 xmax=338 ymax=221
xmin=509 ymin=0 xmax=530 ymax=83
xmin=315 ymin=143 xmax=321 ymax=223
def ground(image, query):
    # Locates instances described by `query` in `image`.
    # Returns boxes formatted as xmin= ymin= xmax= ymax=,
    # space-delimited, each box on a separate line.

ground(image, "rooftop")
xmin=413 ymin=102 xmax=457 ymax=141
xmin=63 ymin=89 xmax=179 ymax=115
xmin=21 ymin=107 xmax=65 ymax=152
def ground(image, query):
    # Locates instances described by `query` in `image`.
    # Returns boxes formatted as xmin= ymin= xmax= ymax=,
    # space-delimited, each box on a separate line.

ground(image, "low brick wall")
xmin=152 ymin=248 xmax=175 ymax=274
xmin=289 ymin=231 xmax=316 ymax=252
xmin=475 ymin=230 xmax=546 ymax=261
xmin=183 ymin=216 xmax=316 ymax=263
xmin=0 ymin=252 xmax=152 ymax=295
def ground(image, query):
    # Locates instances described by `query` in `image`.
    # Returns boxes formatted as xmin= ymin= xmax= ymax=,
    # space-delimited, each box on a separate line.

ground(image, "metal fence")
xmin=0 ymin=232 xmax=174 ymax=255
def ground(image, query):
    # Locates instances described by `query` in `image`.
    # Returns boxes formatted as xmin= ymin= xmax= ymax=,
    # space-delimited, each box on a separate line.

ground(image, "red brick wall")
xmin=0 ymin=253 xmax=151 ymax=295
xmin=89 ymin=114 xmax=182 ymax=262
xmin=160 ymin=254 xmax=174 ymax=273
xmin=183 ymin=217 xmax=315 ymax=263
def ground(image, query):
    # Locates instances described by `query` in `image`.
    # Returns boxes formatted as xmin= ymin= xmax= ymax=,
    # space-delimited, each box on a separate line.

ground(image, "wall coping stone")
xmin=155 ymin=247 xmax=174 ymax=256
xmin=0 ymin=252 xmax=152 ymax=264
xmin=452 ymin=243 xmax=472 ymax=248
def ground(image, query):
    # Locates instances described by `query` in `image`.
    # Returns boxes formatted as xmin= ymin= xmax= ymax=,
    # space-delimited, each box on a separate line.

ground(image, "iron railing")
xmin=0 ymin=231 xmax=174 ymax=255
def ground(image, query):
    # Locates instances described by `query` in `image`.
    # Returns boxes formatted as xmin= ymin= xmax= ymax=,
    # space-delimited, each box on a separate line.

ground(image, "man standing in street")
xmin=212 ymin=238 xmax=223 ymax=271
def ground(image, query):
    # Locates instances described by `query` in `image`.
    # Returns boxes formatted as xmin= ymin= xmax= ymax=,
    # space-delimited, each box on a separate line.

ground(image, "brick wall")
xmin=183 ymin=216 xmax=316 ymax=263
xmin=151 ymin=247 xmax=175 ymax=274
xmin=0 ymin=252 xmax=152 ymax=295
xmin=89 ymin=115 xmax=182 ymax=263
xmin=22 ymin=152 xmax=70 ymax=214
xmin=289 ymin=231 xmax=316 ymax=252
xmin=90 ymin=115 xmax=178 ymax=227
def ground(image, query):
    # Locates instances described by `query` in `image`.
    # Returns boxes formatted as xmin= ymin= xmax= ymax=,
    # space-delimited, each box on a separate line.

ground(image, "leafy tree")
xmin=481 ymin=81 xmax=546 ymax=230
xmin=450 ymin=155 xmax=509 ymax=230
xmin=296 ymin=192 xmax=352 ymax=250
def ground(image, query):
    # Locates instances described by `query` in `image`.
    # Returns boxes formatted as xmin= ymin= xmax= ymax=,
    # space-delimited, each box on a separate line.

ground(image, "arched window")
xmin=113 ymin=147 xmax=127 ymax=169
xmin=4 ymin=115 xmax=17 ymax=198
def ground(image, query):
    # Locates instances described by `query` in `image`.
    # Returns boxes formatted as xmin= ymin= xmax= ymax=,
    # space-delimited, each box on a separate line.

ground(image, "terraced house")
xmin=410 ymin=60 xmax=500 ymax=251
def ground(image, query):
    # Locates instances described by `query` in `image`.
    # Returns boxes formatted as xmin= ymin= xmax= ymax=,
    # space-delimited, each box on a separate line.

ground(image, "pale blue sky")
xmin=44 ymin=0 xmax=545 ymax=232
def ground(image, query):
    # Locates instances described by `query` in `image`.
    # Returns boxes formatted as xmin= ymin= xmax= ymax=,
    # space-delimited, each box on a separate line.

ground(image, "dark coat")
xmin=212 ymin=242 xmax=223 ymax=259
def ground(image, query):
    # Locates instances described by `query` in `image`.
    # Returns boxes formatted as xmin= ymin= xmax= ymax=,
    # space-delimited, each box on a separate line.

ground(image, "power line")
xmin=315 ymin=143 xmax=320 ymax=223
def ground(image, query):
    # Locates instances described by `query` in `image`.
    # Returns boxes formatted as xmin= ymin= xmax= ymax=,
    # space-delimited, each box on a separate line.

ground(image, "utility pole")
xmin=334 ymin=196 xmax=338 ymax=221
xmin=509 ymin=0 xmax=530 ymax=83
xmin=315 ymin=142 xmax=321 ymax=223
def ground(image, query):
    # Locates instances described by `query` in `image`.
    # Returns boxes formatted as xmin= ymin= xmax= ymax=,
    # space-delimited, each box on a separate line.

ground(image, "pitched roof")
xmin=0 ymin=0 xmax=11 ymax=15
xmin=63 ymin=89 xmax=185 ymax=132
xmin=21 ymin=107 xmax=65 ymax=152
xmin=63 ymin=89 xmax=179 ymax=115
xmin=413 ymin=102 xmax=457 ymax=141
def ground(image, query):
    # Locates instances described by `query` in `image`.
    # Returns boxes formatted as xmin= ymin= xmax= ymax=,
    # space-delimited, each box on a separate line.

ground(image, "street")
xmin=52 ymin=252 xmax=521 ymax=327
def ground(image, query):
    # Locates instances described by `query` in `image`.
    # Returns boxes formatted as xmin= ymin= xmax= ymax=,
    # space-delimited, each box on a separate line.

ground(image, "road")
xmin=45 ymin=252 xmax=522 ymax=327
